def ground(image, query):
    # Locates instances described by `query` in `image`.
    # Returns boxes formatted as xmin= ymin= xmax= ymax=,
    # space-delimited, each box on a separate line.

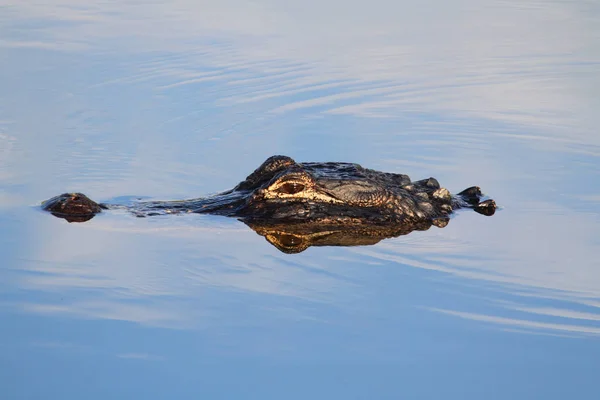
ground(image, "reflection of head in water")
xmin=243 ymin=218 xmax=450 ymax=254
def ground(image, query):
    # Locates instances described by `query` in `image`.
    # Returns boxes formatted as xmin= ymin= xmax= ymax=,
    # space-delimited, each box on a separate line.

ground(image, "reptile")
xmin=42 ymin=155 xmax=496 ymax=228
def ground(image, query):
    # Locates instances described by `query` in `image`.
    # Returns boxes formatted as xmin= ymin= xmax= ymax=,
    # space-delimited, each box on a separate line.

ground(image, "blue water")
xmin=1 ymin=1 xmax=599 ymax=398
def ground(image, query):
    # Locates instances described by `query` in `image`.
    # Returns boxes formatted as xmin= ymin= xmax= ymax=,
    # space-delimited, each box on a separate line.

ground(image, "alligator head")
xmin=230 ymin=155 xmax=495 ymax=222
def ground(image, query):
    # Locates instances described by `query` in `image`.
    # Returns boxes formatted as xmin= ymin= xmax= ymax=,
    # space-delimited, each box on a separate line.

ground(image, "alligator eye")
xmin=276 ymin=182 xmax=305 ymax=195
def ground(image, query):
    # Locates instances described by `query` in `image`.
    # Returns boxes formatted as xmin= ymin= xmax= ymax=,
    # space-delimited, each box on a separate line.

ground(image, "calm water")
xmin=1 ymin=0 xmax=599 ymax=398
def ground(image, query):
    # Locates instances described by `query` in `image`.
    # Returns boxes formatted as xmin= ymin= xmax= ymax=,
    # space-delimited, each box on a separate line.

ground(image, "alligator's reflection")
xmin=243 ymin=218 xmax=449 ymax=254
xmin=46 ymin=209 xmax=450 ymax=254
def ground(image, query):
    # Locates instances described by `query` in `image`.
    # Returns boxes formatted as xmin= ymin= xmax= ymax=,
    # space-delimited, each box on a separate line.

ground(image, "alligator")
xmin=42 ymin=155 xmax=497 ymax=229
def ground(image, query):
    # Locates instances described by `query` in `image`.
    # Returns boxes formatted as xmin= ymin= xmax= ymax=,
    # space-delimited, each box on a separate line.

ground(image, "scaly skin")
xmin=42 ymin=155 xmax=497 ymax=224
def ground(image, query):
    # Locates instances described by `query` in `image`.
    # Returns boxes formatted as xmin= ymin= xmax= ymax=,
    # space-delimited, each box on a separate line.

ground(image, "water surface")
xmin=1 ymin=0 xmax=599 ymax=398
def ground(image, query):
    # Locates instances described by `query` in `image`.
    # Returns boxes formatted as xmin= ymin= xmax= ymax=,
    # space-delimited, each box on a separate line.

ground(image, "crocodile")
xmin=41 ymin=155 xmax=497 ymax=227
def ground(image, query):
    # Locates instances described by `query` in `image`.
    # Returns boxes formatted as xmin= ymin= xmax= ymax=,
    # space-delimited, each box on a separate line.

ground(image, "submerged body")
xmin=42 ymin=155 xmax=496 ymax=224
